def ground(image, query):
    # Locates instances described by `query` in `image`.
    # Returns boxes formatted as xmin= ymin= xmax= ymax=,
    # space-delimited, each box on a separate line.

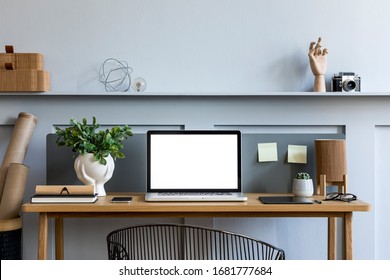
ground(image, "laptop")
xmin=145 ymin=130 xmax=247 ymax=202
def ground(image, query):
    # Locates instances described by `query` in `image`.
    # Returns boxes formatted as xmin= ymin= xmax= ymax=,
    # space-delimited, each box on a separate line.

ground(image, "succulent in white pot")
xmin=292 ymin=172 xmax=314 ymax=197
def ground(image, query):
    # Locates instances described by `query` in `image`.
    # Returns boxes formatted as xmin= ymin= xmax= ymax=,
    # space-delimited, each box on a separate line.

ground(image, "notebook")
xmin=145 ymin=130 xmax=247 ymax=202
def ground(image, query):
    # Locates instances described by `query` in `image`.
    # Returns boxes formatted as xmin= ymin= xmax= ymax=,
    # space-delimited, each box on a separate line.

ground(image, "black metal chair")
xmin=107 ymin=224 xmax=285 ymax=260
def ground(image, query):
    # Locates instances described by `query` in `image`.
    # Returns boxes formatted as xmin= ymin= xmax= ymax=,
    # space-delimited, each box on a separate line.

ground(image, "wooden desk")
xmin=22 ymin=193 xmax=370 ymax=260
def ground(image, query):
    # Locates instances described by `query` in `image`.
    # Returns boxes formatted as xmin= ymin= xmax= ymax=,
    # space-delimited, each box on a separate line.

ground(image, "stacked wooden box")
xmin=0 ymin=46 xmax=50 ymax=92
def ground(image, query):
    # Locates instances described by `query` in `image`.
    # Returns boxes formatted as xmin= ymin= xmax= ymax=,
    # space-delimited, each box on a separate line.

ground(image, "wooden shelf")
xmin=1 ymin=91 xmax=390 ymax=97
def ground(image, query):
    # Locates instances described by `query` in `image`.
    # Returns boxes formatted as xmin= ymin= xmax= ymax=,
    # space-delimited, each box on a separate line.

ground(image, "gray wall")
xmin=1 ymin=0 xmax=389 ymax=93
xmin=1 ymin=0 xmax=389 ymax=260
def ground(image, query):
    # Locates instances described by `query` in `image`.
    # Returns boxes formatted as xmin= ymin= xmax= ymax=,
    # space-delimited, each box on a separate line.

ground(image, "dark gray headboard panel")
xmin=46 ymin=133 xmax=147 ymax=192
xmin=47 ymin=133 xmax=345 ymax=193
xmin=241 ymin=133 xmax=345 ymax=193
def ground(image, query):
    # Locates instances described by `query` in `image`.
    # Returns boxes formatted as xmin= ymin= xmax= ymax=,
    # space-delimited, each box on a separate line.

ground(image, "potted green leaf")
xmin=55 ymin=117 xmax=132 ymax=196
xmin=292 ymin=172 xmax=314 ymax=197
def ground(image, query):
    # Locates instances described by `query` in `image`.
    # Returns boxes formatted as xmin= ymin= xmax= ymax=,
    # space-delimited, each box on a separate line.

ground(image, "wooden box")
xmin=0 ymin=46 xmax=50 ymax=92
xmin=0 ymin=70 xmax=50 ymax=92
xmin=0 ymin=53 xmax=44 ymax=71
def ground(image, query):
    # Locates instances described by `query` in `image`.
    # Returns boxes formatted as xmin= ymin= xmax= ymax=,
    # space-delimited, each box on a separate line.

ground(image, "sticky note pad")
xmin=288 ymin=145 xmax=307 ymax=164
xmin=258 ymin=143 xmax=278 ymax=162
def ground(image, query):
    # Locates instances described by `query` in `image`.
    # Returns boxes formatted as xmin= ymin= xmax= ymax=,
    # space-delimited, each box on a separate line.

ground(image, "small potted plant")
xmin=55 ymin=117 xmax=132 ymax=196
xmin=292 ymin=172 xmax=314 ymax=197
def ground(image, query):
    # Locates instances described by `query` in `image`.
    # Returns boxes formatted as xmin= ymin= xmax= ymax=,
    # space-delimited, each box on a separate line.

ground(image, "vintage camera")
xmin=331 ymin=72 xmax=361 ymax=92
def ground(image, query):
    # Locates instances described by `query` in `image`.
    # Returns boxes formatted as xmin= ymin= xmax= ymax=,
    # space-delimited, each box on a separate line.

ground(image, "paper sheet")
xmin=258 ymin=143 xmax=278 ymax=162
xmin=288 ymin=145 xmax=307 ymax=164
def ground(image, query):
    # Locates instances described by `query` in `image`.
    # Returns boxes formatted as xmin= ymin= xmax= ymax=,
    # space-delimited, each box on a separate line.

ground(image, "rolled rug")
xmin=0 ymin=167 xmax=7 ymax=203
xmin=0 ymin=112 xmax=36 ymax=203
xmin=0 ymin=163 xmax=29 ymax=220
xmin=1 ymin=112 xmax=37 ymax=168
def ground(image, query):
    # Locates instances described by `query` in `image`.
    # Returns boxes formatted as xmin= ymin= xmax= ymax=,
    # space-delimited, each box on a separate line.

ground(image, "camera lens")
xmin=342 ymin=79 xmax=356 ymax=92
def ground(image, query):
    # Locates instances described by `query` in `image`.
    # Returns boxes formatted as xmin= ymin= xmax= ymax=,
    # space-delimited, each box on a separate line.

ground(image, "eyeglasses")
xmin=324 ymin=192 xmax=357 ymax=203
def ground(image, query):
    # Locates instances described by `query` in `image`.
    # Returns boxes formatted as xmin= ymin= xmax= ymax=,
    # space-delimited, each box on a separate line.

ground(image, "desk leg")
xmin=328 ymin=217 xmax=336 ymax=260
xmin=344 ymin=212 xmax=353 ymax=260
xmin=38 ymin=213 xmax=48 ymax=260
xmin=55 ymin=217 xmax=64 ymax=260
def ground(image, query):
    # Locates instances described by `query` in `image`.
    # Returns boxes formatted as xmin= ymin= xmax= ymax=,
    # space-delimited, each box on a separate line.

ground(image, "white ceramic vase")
xmin=74 ymin=153 xmax=115 ymax=196
xmin=292 ymin=178 xmax=314 ymax=197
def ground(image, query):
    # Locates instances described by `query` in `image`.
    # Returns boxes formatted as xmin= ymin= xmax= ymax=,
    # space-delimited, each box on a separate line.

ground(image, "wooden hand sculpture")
xmin=309 ymin=37 xmax=328 ymax=92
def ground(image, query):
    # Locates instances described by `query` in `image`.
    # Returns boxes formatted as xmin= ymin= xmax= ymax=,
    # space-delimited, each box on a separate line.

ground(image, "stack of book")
xmin=30 ymin=185 xmax=98 ymax=203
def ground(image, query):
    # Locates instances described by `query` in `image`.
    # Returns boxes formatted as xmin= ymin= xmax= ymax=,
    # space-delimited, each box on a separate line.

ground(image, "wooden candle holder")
xmin=315 ymin=139 xmax=347 ymax=198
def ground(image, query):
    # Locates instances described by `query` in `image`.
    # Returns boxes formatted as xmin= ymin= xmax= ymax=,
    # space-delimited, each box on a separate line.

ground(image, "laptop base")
xmin=145 ymin=192 xmax=248 ymax=202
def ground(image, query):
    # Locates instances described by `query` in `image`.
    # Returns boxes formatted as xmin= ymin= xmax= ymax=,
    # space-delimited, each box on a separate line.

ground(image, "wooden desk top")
xmin=22 ymin=193 xmax=371 ymax=218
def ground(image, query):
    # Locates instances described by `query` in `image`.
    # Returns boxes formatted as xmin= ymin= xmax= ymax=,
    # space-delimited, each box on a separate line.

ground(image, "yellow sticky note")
xmin=258 ymin=143 xmax=278 ymax=162
xmin=288 ymin=145 xmax=307 ymax=164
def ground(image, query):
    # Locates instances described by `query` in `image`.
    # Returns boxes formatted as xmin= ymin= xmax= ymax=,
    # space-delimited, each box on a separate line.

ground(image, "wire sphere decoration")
xmin=99 ymin=58 xmax=133 ymax=92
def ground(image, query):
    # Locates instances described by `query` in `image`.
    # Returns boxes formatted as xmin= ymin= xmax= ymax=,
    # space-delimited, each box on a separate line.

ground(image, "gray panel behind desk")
xmin=46 ymin=133 xmax=147 ymax=192
xmin=241 ymin=133 xmax=344 ymax=193
xmin=47 ymin=133 xmax=344 ymax=194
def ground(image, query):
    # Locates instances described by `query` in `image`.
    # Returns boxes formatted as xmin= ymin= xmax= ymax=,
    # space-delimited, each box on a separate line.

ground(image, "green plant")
xmin=55 ymin=117 xmax=132 ymax=165
xmin=295 ymin=172 xmax=310 ymax=180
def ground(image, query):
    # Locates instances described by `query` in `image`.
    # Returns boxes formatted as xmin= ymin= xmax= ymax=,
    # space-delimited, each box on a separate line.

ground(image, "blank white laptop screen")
xmin=147 ymin=130 xmax=242 ymax=195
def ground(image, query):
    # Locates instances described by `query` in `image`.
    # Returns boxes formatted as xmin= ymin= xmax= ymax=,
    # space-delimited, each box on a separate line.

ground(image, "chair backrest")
xmin=107 ymin=224 xmax=285 ymax=260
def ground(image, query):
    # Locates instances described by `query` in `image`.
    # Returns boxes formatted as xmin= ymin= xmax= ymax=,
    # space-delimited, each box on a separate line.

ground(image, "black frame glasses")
xmin=324 ymin=192 xmax=357 ymax=203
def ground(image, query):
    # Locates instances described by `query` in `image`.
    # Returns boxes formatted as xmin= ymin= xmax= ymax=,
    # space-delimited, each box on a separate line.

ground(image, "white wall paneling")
xmin=374 ymin=126 xmax=390 ymax=260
